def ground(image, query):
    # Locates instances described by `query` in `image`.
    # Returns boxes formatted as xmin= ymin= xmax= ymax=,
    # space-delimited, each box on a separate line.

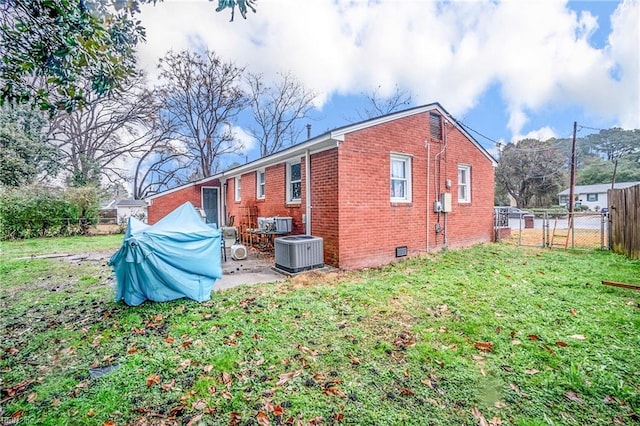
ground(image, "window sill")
xmin=391 ymin=202 xmax=413 ymax=207
xmin=286 ymin=201 xmax=302 ymax=208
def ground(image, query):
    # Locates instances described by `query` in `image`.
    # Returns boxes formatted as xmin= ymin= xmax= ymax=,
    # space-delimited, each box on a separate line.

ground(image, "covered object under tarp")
xmin=109 ymin=202 xmax=222 ymax=306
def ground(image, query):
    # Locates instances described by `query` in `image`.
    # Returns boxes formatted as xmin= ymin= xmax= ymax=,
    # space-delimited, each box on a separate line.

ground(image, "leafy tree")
xmin=583 ymin=128 xmax=640 ymax=161
xmin=0 ymin=106 xmax=60 ymax=186
xmin=496 ymin=139 xmax=567 ymax=208
xmin=578 ymin=156 xmax=640 ymax=185
xmin=155 ymin=49 xmax=247 ymax=178
xmin=0 ymin=0 xmax=256 ymax=114
xmin=47 ymin=74 xmax=157 ymax=187
xmin=246 ymin=71 xmax=317 ymax=157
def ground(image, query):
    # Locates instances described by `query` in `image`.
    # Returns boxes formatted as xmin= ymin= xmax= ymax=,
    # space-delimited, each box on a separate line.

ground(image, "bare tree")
xmin=155 ymin=50 xmax=247 ymax=178
xmin=246 ymin=71 xmax=317 ymax=157
xmin=357 ymin=84 xmax=413 ymax=120
xmin=47 ymin=74 xmax=157 ymax=187
xmin=132 ymin=138 xmax=192 ymax=199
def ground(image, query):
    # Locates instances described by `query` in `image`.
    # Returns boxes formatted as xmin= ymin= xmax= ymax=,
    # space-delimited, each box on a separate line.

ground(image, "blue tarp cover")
xmin=109 ymin=202 xmax=222 ymax=306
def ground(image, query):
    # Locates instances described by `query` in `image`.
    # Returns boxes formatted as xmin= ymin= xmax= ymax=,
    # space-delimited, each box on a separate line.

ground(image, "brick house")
xmin=146 ymin=103 xmax=497 ymax=269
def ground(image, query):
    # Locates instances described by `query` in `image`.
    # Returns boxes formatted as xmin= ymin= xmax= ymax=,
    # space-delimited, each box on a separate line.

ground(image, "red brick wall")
xmin=310 ymin=149 xmax=339 ymax=266
xmin=441 ymin=123 xmax=495 ymax=250
xmin=147 ymin=179 xmax=220 ymax=224
xmin=335 ymin=112 xmax=494 ymax=269
xmin=224 ymin=159 xmax=307 ymax=238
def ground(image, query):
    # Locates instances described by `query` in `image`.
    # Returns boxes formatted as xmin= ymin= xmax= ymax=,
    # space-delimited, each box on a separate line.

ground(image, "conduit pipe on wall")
xmin=425 ymin=140 xmax=430 ymax=253
xmin=305 ymin=149 xmax=311 ymax=235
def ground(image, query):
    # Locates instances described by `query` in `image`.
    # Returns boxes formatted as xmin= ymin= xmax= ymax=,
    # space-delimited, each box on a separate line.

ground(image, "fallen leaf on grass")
xmin=471 ymin=406 xmax=489 ymax=426
xmin=565 ymin=391 xmax=583 ymax=403
xmin=494 ymin=400 xmax=507 ymax=408
xmin=570 ymin=334 xmax=586 ymax=340
xmin=393 ymin=331 xmax=416 ymax=349
xmin=509 ymin=383 xmax=519 ymax=393
xmin=220 ymin=390 xmax=232 ymax=399
xmin=229 ymin=412 xmax=242 ymax=425
xmin=146 ymin=374 xmax=160 ymax=387
xmin=192 ymin=399 xmax=207 ymax=410
xmin=27 ymin=392 xmax=37 ymax=403
xmin=203 ymin=364 xmax=213 ymax=373
xmin=131 ymin=327 xmax=145 ymax=335
xmin=256 ymin=411 xmax=270 ymax=426
xmin=490 ymin=417 xmax=503 ymax=425
xmin=176 ymin=359 xmax=191 ymax=372
xmin=103 ymin=421 xmax=116 ymax=426
xmin=276 ymin=370 xmax=302 ymax=386
xmin=524 ymin=369 xmax=540 ymax=375
xmin=400 ymin=388 xmax=414 ymax=396
xmin=5 ymin=347 xmax=20 ymax=356
xmin=221 ymin=371 xmax=232 ymax=388
xmin=161 ymin=379 xmax=175 ymax=392
xmin=570 ymin=308 xmax=577 ymax=316
xmin=474 ymin=341 xmax=494 ymax=352
xmin=555 ymin=341 xmax=568 ymax=347
xmin=273 ymin=405 xmax=284 ymax=416
xmin=511 ymin=339 xmax=521 ymax=345
xmin=297 ymin=344 xmax=318 ymax=356
xmin=528 ymin=334 xmax=540 ymax=341
xmin=5 ymin=379 xmax=35 ymax=397
xmin=87 ymin=408 xmax=96 ymax=417
xmin=164 ymin=337 xmax=174 ymax=344
xmin=323 ymin=387 xmax=347 ymax=398
xmin=187 ymin=414 xmax=203 ymax=426
xmin=421 ymin=378 xmax=434 ymax=389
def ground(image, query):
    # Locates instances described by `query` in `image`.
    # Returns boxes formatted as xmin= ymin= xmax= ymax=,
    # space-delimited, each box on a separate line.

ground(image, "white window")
xmin=286 ymin=162 xmax=302 ymax=202
xmin=234 ymin=176 xmax=241 ymax=202
xmin=256 ymin=170 xmax=265 ymax=199
xmin=390 ymin=154 xmax=412 ymax=202
xmin=458 ymin=165 xmax=471 ymax=203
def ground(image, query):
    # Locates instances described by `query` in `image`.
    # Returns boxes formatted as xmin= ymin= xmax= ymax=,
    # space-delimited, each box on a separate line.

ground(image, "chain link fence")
xmin=495 ymin=209 xmax=609 ymax=250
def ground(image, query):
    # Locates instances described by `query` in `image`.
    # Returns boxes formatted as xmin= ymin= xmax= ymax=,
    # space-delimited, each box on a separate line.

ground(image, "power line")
xmin=577 ymin=124 xmax=605 ymax=132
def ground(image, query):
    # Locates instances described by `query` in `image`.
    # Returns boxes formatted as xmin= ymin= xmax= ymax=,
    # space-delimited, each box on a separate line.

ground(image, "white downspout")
xmin=305 ymin=149 xmax=311 ymax=235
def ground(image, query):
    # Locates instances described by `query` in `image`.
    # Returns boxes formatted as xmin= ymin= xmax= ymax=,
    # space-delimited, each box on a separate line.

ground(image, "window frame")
xmin=457 ymin=164 xmax=471 ymax=203
xmin=586 ymin=193 xmax=598 ymax=202
xmin=286 ymin=161 xmax=302 ymax=203
xmin=256 ymin=169 xmax=265 ymax=200
xmin=390 ymin=153 xmax=412 ymax=203
xmin=234 ymin=176 xmax=241 ymax=202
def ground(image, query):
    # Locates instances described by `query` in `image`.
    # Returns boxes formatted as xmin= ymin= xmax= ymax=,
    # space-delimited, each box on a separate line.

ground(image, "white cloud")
xmin=136 ymin=0 xmax=639 ymax=143
xmin=229 ymin=124 xmax=256 ymax=154
xmin=512 ymin=126 xmax=558 ymax=143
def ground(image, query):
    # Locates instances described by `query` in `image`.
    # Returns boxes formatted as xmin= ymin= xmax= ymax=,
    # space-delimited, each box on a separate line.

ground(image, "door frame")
xmin=201 ymin=186 xmax=220 ymax=226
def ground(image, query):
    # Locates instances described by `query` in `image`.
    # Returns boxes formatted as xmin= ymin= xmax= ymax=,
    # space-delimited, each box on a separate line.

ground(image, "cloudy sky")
xmin=136 ymin=0 xmax=639 ymax=160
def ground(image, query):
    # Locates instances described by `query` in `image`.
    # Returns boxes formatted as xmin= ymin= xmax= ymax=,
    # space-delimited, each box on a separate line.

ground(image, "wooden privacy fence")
xmin=608 ymin=184 xmax=640 ymax=259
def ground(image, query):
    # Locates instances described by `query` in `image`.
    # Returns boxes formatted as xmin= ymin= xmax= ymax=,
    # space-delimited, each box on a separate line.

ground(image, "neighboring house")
xmin=558 ymin=182 xmax=640 ymax=211
xmin=102 ymin=199 xmax=149 ymax=224
xmin=146 ymin=103 xmax=497 ymax=270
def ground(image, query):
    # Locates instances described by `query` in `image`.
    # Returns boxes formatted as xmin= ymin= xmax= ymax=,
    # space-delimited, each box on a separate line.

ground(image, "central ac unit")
xmin=274 ymin=235 xmax=323 ymax=273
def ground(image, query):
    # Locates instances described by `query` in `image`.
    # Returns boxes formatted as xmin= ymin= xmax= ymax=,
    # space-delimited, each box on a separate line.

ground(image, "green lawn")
xmin=1 ymin=237 xmax=639 ymax=425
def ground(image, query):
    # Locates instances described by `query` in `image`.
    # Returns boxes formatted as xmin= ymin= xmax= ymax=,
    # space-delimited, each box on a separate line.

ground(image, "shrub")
xmin=0 ymin=185 xmax=99 ymax=239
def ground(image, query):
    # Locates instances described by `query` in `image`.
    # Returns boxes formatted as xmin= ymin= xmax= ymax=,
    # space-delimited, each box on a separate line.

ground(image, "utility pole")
xmin=568 ymin=121 xmax=577 ymax=216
